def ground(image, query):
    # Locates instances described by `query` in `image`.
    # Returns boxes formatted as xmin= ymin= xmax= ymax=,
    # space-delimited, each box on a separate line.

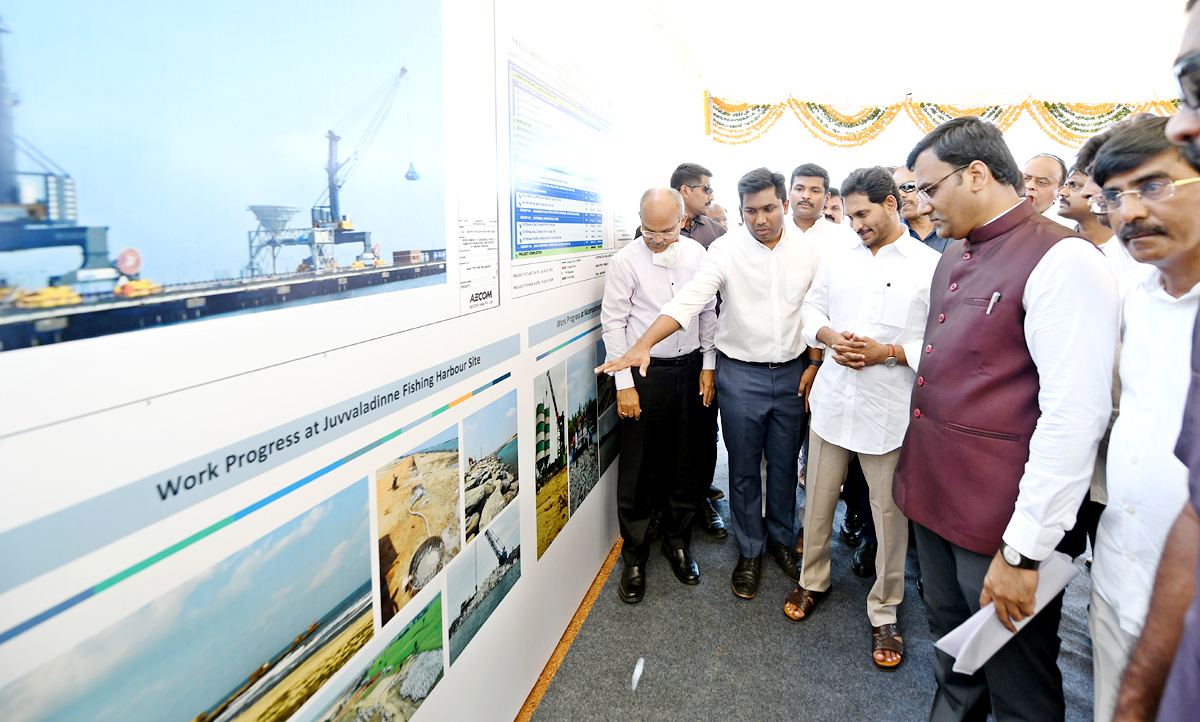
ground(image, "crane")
xmin=312 ymin=66 xmax=409 ymax=227
xmin=545 ymin=370 xmax=565 ymax=471
xmin=484 ymin=528 xmax=509 ymax=566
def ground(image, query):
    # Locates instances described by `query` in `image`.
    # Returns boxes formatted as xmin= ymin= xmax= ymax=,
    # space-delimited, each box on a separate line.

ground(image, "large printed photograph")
xmin=0 ymin=480 xmax=374 ymax=722
xmin=0 ymin=3 xmax=446 ymax=353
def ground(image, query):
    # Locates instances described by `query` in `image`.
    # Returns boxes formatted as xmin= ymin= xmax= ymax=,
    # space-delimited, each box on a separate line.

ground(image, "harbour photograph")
xmin=447 ymin=504 xmax=521 ymax=665
xmin=0 ymin=480 xmax=374 ymax=722
xmin=534 ymin=362 xmax=569 ymax=559
xmin=0 ymin=2 xmax=447 ymax=353
xmin=375 ymin=425 xmax=461 ymax=627
xmin=309 ymin=594 xmax=444 ymax=722
xmin=461 ymin=390 xmax=519 ymax=543
xmin=566 ymin=344 xmax=599 ymax=514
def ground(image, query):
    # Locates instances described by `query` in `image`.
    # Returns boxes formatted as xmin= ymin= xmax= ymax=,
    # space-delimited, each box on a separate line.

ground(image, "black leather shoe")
xmin=730 ymin=555 xmax=762 ymax=599
xmin=703 ymin=498 xmax=728 ymax=538
xmin=840 ymin=510 xmax=864 ymax=545
xmin=618 ymin=563 xmax=645 ymax=603
xmin=662 ymin=543 xmax=700 ymax=585
xmin=767 ymin=541 xmax=801 ymax=583
xmin=852 ymin=541 xmax=878 ymax=578
xmin=708 ymin=484 xmax=725 ymax=501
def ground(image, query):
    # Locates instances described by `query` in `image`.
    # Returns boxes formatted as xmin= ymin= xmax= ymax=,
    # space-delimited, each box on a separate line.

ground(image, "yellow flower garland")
xmin=706 ymin=93 xmax=1181 ymax=147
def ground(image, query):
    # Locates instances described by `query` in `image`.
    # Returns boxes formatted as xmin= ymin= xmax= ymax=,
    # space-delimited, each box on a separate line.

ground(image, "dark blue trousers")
xmin=715 ymin=354 xmax=806 ymax=558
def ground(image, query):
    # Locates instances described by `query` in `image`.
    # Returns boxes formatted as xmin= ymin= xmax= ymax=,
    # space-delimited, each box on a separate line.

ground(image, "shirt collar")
xmin=1139 ymin=269 xmax=1200 ymax=302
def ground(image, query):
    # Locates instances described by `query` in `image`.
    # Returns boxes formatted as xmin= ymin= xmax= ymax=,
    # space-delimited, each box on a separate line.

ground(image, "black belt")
xmin=718 ymin=351 xmax=800 ymax=370
xmin=650 ymin=350 xmax=700 ymax=367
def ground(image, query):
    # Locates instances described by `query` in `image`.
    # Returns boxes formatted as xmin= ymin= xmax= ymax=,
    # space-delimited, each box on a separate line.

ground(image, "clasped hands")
xmin=821 ymin=328 xmax=887 ymax=370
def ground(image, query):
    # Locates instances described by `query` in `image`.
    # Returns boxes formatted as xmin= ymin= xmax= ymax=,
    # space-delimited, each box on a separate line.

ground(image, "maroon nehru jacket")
xmin=892 ymin=202 xmax=1076 ymax=556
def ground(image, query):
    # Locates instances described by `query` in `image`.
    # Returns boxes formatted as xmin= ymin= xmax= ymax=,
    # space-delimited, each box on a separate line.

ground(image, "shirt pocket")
xmin=868 ymin=286 xmax=914 ymax=328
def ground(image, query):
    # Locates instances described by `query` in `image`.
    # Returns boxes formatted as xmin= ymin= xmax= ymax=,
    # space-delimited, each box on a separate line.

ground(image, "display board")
xmin=0 ymin=2 xmax=623 ymax=721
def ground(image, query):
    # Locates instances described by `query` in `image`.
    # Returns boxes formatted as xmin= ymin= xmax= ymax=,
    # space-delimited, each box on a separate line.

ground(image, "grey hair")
xmin=639 ymin=187 xmax=685 ymax=219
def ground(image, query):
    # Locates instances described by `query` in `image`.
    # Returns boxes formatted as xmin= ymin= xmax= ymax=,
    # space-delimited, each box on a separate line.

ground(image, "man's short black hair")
xmin=841 ymin=167 xmax=902 ymax=209
xmin=1028 ymin=153 xmax=1068 ymax=186
xmin=906 ymin=117 xmax=1023 ymax=193
xmin=789 ymin=163 xmax=830 ymax=193
xmin=1072 ymin=128 xmax=1118 ymax=176
xmin=1092 ymin=115 xmax=1200 ymax=185
xmin=670 ymin=163 xmax=712 ymax=190
xmin=738 ymin=167 xmax=787 ymax=206
xmin=828 ymin=187 xmax=842 ymax=199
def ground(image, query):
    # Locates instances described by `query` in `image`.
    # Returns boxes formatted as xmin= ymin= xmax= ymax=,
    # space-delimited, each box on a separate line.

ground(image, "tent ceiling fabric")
xmin=650 ymin=0 xmax=1185 ymax=105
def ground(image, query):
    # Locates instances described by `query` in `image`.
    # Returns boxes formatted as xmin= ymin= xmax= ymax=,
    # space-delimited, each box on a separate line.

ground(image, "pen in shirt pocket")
xmin=986 ymin=292 xmax=1001 ymax=315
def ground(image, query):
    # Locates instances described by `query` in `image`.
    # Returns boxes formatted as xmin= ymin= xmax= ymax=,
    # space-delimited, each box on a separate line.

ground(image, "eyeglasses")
xmin=1087 ymin=177 xmax=1200 ymax=214
xmin=1175 ymin=50 xmax=1200 ymax=110
xmin=897 ymin=182 xmax=917 ymax=193
xmin=683 ymin=184 xmax=714 ymax=194
xmin=641 ymin=225 xmax=682 ymax=242
xmin=917 ymin=164 xmax=970 ymax=205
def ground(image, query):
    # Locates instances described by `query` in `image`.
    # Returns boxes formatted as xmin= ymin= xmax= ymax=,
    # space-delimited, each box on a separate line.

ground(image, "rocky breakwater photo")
xmin=463 ymin=444 xmax=518 ymax=542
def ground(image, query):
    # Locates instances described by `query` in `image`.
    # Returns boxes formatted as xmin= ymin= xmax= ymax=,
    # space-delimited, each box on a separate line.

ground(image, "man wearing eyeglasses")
xmin=598 ymin=168 xmax=819 ymax=601
xmin=601 ymin=187 xmax=717 ymax=603
xmin=1082 ymin=114 xmax=1200 ymax=721
xmin=893 ymin=166 xmax=950 ymax=252
xmin=891 ymin=116 xmax=1118 ymax=722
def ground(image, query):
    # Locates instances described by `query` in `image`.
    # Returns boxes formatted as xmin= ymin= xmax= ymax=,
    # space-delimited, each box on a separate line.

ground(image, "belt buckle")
xmin=768 ymin=360 xmax=784 ymax=369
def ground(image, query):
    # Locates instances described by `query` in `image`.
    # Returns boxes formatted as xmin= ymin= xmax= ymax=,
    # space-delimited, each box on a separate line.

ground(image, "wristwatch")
xmin=884 ymin=344 xmax=898 ymax=368
xmin=808 ymin=358 xmax=822 ymax=367
xmin=1000 ymin=544 xmax=1039 ymax=570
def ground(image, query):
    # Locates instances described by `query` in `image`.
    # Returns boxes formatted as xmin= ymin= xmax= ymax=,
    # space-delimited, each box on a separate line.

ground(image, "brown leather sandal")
xmin=783 ymin=585 xmax=831 ymax=623
xmin=872 ymin=623 xmax=905 ymax=670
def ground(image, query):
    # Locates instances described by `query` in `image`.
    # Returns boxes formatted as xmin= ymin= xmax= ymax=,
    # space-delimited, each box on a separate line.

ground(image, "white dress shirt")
xmin=1098 ymin=237 xmax=1154 ymax=297
xmin=790 ymin=215 xmax=860 ymax=253
xmin=659 ymin=220 xmax=820 ymax=364
xmin=997 ymin=227 xmax=1119 ymax=561
xmin=1093 ymin=272 xmax=1199 ymax=636
xmin=800 ymin=233 xmax=940 ymax=455
xmin=601 ymin=237 xmax=716 ymax=391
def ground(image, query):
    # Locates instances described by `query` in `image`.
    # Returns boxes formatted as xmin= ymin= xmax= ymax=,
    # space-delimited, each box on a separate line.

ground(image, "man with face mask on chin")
xmin=601 ymin=188 xmax=717 ymax=603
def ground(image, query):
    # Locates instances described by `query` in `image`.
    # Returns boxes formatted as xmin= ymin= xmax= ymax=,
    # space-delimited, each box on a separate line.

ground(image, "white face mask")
xmin=651 ymin=241 xmax=680 ymax=267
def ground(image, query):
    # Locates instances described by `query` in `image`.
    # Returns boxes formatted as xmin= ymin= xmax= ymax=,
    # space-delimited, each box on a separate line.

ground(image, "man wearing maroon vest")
xmin=892 ymin=117 xmax=1118 ymax=722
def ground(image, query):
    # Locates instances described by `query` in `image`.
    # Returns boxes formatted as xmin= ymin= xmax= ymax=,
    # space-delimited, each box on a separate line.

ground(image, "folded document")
xmin=934 ymin=552 xmax=1079 ymax=675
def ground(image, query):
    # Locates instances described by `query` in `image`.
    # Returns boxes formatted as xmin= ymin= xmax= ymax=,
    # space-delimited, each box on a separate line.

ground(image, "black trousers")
xmin=617 ymin=353 xmax=705 ymax=565
xmin=913 ymin=522 xmax=1065 ymax=722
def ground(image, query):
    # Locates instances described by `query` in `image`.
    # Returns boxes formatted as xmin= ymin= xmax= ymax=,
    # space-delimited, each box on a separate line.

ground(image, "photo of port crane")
xmin=0 ymin=5 xmax=448 ymax=353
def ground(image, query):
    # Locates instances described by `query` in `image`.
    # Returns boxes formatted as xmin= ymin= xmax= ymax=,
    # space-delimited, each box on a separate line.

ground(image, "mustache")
xmin=1118 ymin=222 xmax=1170 ymax=242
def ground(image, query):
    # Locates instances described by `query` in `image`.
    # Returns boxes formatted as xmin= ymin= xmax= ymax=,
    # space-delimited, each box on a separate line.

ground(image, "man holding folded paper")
xmin=891 ymin=117 xmax=1118 ymax=722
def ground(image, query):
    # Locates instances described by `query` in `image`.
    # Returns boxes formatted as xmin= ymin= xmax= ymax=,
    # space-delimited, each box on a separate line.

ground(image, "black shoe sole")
xmin=618 ymin=587 xmax=644 ymax=603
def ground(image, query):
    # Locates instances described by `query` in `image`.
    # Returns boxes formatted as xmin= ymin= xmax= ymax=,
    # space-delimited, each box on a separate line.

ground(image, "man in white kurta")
xmin=1086 ymin=117 xmax=1200 ymax=722
xmin=786 ymin=167 xmax=940 ymax=670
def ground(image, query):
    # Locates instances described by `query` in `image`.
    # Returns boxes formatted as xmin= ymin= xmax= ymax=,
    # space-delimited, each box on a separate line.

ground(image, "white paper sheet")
xmin=934 ymin=551 xmax=1079 ymax=675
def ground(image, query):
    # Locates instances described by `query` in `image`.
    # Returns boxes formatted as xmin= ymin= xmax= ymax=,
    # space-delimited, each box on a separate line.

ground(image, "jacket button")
xmin=913 ymin=408 xmax=922 ymax=418
xmin=917 ymin=376 xmax=925 ymax=386
xmin=949 ymin=282 xmax=958 ymax=291
xmin=963 ymin=252 xmax=972 ymax=260
xmin=938 ymin=313 xmax=946 ymax=323
xmin=925 ymin=344 xmax=932 ymax=354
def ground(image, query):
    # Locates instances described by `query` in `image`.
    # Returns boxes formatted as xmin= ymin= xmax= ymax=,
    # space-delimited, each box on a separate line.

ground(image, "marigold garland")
xmin=706 ymin=94 xmax=1181 ymax=148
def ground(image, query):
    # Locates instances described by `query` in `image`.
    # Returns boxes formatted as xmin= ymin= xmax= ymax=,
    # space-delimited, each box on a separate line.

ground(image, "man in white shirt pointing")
xmin=598 ymin=168 xmax=821 ymax=600
xmin=783 ymin=167 xmax=939 ymax=673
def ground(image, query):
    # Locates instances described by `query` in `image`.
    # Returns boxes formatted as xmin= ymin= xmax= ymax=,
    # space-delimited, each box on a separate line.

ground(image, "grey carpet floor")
xmin=531 ymin=441 xmax=1095 ymax=722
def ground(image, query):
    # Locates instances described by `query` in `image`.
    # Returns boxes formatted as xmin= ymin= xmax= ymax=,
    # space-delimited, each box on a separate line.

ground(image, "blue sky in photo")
xmin=446 ymin=503 xmax=520 ymax=615
xmin=1 ymin=1 xmax=445 ymax=287
xmin=462 ymin=390 xmax=517 ymax=461
xmin=566 ymin=344 xmax=597 ymax=413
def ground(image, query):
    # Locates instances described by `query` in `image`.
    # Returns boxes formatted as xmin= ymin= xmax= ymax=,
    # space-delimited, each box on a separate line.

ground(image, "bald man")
xmin=602 ymin=187 xmax=717 ymax=602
